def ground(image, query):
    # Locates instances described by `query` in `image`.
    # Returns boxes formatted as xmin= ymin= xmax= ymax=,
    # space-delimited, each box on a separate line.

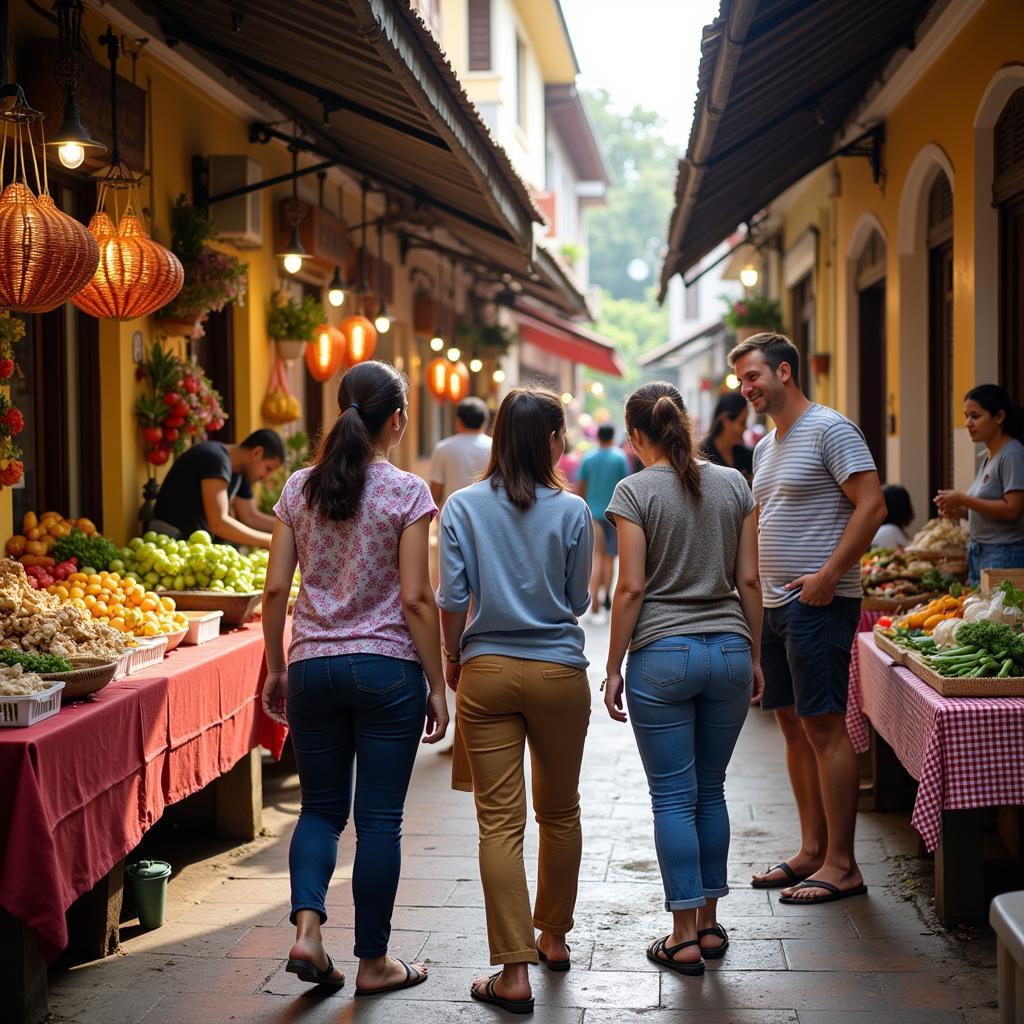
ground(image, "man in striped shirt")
xmin=730 ymin=333 xmax=885 ymax=907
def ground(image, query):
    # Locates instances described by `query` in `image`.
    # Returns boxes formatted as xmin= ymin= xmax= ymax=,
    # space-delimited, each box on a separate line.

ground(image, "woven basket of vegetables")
xmin=39 ymin=657 xmax=118 ymax=701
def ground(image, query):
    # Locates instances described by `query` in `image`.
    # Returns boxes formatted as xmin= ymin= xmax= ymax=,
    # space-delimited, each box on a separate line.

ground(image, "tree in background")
xmin=580 ymin=90 xmax=674 ymax=416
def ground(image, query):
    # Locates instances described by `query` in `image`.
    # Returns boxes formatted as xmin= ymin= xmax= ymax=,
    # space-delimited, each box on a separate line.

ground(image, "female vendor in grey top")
xmin=935 ymin=384 xmax=1024 ymax=585
xmin=603 ymin=381 xmax=763 ymax=979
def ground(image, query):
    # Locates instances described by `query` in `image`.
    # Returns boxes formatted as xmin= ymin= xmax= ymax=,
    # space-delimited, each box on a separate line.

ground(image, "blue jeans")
xmin=286 ymin=654 xmax=426 ymax=958
xmin=967 ymin=541 xmax=1024 ymax=586
xmin=625 ymin=633 xmax=752 ymax=910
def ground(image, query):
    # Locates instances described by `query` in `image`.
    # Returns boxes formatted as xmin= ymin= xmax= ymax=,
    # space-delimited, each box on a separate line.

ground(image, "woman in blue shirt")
xmin=438 ymin=387 xmax=593 ymax=1015
xmin=935 ymin=384 xmax=1024 ymax=585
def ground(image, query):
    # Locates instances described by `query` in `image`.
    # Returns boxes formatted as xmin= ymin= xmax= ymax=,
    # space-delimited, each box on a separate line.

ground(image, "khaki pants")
xmin=456 ymin=655 xmax=591 ymax=965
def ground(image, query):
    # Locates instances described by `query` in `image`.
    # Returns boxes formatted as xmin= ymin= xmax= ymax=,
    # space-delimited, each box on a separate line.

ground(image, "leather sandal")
xmin=354 ymin=958 xmax=428 ymax=997
xmin=697 ymin=924 xmax=729 ymax=959
xmin=285 ymin=952 xmax=344 ymax=987
xmin=646 ymin=935 xmax=705 ymax=976
xmin=537 ymin=942 xmax=571 ymax=972
xmin=470 ymin=972 xmax=535 ymax=1014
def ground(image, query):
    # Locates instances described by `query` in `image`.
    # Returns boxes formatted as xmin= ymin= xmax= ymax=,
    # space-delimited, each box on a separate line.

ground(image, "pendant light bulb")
xmin=283 ymin=253 xmax=303 ymax=275
xmin=447 ymin=347 xmax=461 ymax=362
xmin=327 ymin=266 xmax=345 ymax=307
xmin=492 ymin=369 xmax=506 ymax=384
xmin=430 ymin=335 xmax=444 ymax=352
xmin=469 ymin=357 xmax=483 ymax=373
xmin=58 ymin=141 xmax=86 ymax=169
xmin=374 ymin=312 xmax=391 ymax=334
xmin=739 ymin=263 xmax=759 ymax=289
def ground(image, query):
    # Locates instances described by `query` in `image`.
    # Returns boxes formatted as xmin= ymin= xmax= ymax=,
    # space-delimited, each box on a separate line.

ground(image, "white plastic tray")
xmin=113 ymin=635 xmax=169 ymax=680
xmin=0 ymin=681 xmax=65 ymax=727
xmin=182 ymin=610 xmax=224 ymax=646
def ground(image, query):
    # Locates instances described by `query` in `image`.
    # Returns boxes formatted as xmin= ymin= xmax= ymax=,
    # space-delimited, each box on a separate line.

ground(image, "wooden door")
xmin=999 ymin=194 xmax=1024 ymax=403
xmin=928 ymin=241 xmax=954 ymax=500
xmin=858 ymin=282 xmax=886 ymax=478
xmin=193 ymin=305 xmax=236 ymax=443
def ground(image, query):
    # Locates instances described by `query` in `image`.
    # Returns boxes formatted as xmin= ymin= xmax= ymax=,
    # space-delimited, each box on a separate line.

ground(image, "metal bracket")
xmin=192 ymin=153 xmax=339 ymax=210
xmin=835 ymin=123 xmax=885 ymax=186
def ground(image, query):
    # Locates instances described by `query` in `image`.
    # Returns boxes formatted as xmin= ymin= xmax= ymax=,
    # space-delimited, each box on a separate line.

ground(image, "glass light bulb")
xmin=447 ymin=347 xmax=461 ymax=362
xmin=591 ymin=381 xmax=605 ymax=396
xmin=725 ymin=373 xmax=741 ymax=390
xmin=739 ymin=264 xmax=759 ymax=288
xmin=328 ymin=287 xmax=345 ymax=308
xmin=492 ymin=369 xmax=506 ymax=383
xmin=283 ymin=253 xmax=304 ymax=275
xmin=560 ymin=392 xmax=573 ymax=406
xmin=430 ymin=336 xmax=444 ymax=352
xmin=374 ymin=314 xmax=391 ymax=333
xmin=469 ymin=358 xmax=483 ymax=373
xmin=58 ymin=141 xmax=85 ymax=169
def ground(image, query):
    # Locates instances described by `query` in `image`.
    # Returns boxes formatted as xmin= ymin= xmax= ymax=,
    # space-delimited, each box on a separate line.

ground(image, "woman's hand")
xmin=751 ymin=661 xmax=766 ymax=705
xmin=604 ymin=670 xmax=627 ymax=723
xmin=422 ymin=689 xmax=450 ymax=744
xmin=935 ymin=489 xmax=967 ymax=516
xmin=444 ymin=660 xmax=462 ymax=692
xmin=261 ymin=669 xmax=288 ymax=726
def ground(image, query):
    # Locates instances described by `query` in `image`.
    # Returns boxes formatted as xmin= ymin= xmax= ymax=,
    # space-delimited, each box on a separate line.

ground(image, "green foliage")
xmin=268 ymin=294 xmax=323 ymax=343
xmin=721 ymin=293 xmax=784 ymax=331
xmin=0 ymin=650 xmax=74 ymax=674
xmin=581 ymin=89 xmax=676 ymax=302
xmin=53 ymin=529 xmax=121 ymax=572
xmin=257 ymin=431 xmax=310 ymax=514
xmin=454 ymin=321 xmax=515 ymax=355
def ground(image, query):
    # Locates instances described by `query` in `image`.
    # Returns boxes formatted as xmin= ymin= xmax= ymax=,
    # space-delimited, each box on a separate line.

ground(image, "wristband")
xmin=441 ymin=644 xmax=462 ymax=664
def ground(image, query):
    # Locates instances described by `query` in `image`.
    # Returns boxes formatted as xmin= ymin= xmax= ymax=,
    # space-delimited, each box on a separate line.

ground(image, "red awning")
xmin=513 ymin=306 xmax=623 ymax=377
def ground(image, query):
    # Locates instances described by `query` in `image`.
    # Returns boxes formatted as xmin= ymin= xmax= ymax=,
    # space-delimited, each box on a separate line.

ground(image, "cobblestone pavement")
xmin=49 ymin=620 xmax=998 ymax=1023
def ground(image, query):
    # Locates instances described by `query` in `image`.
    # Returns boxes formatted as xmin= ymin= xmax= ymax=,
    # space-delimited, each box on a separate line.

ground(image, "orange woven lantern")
xmin=72 ymin=201 xmax=184 ymax=321
xmin=340 ymin=314 xmax=377 ymax=365
xmin=306 ymin=324 xmax=346 ymax=382
xmin=426 ymin=357 xmax=450 ymax=402
xmin=446 ymin=361 xmax=470 ymax=404
xmin=0 ymin=181 xmax=99 ymax=313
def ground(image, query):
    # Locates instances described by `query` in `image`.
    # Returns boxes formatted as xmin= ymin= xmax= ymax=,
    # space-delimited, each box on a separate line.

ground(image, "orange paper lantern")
xmin=446 ymin=361 xmax=470 ymax=403
xmin=426 ymin=357 xmax=450 ymax=402
xmin=0 ymin=182 xmax=99 ymax=313
xmin=340 ymin=314 xmax=377 ymax=365
xmin=73 ymin=209 xmax=184 ymax=320
xmin=305 ymin=324 xmax=346 ymax=382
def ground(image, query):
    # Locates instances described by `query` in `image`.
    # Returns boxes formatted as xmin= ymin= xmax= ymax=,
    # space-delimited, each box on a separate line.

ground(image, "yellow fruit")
xmin=110 ymin=618 xmax=126 ymax=632
xmin=54 ymin=585 xmax=69 ymax=601
xmin=140 ymin=597 xmax=157 ymax=613
xmin=87 ymin=574 xmax=101 ymax=586
xmin=160 ymin=597 xmax=175 ymax=613
xmin=68 ymin=586 xmax=84 ymax=600
xmin=93 ymin=601 xmax=108 ymax=618
xmin=142 ymin=622 xmax=159 ymax=637
xmin=84 ymin=595 xmax=96 ymax=609
xmin=70 ymin=597 xmax=86 ymax=610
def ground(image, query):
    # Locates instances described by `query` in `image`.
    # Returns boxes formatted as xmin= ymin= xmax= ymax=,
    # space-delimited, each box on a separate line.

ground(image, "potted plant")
xmin=454 ymin=320 xmax=515 ymax=357
xmin=154 ymin=196 xmax=248 ymax=339
xmin=721 ymin=293 xmax=785 ymax=341
xmin=0 ymin=313 xmax=25 ymax=489
xmin=268 ymin=292 xmax=324 ymax=361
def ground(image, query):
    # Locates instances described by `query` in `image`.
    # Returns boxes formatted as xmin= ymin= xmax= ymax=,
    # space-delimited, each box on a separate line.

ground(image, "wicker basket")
xmin=904 ymin=651 xmax=1024 ymax=697
xmin=861 ymin=593 xmax=941 ymax=613
xmin=872 ymin=627 xmax=910 ymax=666
xmin=39 ymin=658 xmax=118 ymax=701
xmin=157 ymin=591 xmax=261 ymax=629
xmin=903 ymin=547 xmax=968 ymax=574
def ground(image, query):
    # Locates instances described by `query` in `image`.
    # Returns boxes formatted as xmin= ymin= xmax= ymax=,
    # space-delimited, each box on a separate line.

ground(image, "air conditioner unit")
xmin=207 ymin=156 xmax=263 ymax=248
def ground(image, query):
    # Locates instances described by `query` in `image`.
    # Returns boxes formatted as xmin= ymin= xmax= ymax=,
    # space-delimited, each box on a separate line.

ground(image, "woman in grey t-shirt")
xmin=935 ymin=384 xmax=1024 ymax=584
xmin=604 ymin=381 xmax=764 ymax=978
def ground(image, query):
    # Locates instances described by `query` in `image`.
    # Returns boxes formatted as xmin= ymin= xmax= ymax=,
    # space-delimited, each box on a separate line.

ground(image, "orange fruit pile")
xmin=46 ymin=570 xmax=188 ymax=637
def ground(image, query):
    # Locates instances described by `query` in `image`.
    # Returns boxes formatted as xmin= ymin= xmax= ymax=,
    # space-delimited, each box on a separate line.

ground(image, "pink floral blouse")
xmin=274 ymin=462 xmax=437 ymax=664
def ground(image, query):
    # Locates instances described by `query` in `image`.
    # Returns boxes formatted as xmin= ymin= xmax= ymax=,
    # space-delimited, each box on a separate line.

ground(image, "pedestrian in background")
xmin=731 ymin=333 xmax=885 ymax=906
xmin=700 ymin=391 xmax=754 ymax=484
xmin=934 ymin=384 xmax=1024 ymax=584
xmin=438 ymin=386 xmax=593 ymax=1015
xmin=578 ymin=424 xmax=630 ymax=622
xmin=428 ymin=395 xmax=492 ymax=509
xmin=603 ymin=381 xmax=763 ymax=977
xmin=261 ymin=360 xmax=449 ymax=998
xmin=872 ymin=484 xmax=915 ymax=549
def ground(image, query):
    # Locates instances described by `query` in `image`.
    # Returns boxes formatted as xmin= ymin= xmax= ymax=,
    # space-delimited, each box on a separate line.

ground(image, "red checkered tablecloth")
xmin=847 ymin=609 xmax=884 ymax=750
xmin=852 ymin=634 xmax=1024 ymax=850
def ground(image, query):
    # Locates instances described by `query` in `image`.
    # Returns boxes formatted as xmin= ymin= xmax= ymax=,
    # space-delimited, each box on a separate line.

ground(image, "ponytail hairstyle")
xmin=965 ymin=384 xmax=1024 ymax=442
xmin=302 ymin=360 xmax=408 ymax=520
xmin=483 ymin=386 xmax=566 ymax=510
xmin=625 ymin=381 xmax=702 ymax=499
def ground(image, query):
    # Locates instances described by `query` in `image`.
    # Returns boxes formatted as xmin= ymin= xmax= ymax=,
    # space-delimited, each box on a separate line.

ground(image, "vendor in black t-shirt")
xmin=151 ymin=429 xmax=285 ymax=548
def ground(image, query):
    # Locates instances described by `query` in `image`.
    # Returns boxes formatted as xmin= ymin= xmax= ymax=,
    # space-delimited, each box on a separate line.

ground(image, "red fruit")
xmin=145 ymin=446 xmax=170 ymax=466
xmin=209 ymin=419 xmax=224 ymax=432
xmin=173 ymin=401 xmax=190 ymax=418
xmin=186 ymin=423 xmax=199 ymax=435
xmin=1 ymin=407 xmax=24 ymax=435
xmin=143 ymin=426 xmax=163 ymax=444
xmin=163 ymin=415 xmax=185 ymax=428
xmin=164 ymin=391 xmax=179 ymax=406
xmin=162 ymin=427 xmax=179 ymax=442
xmin=0 ymin=358 xmax=14 ymax=380
xmin=183 ymin=375 xmax=200 ymax=394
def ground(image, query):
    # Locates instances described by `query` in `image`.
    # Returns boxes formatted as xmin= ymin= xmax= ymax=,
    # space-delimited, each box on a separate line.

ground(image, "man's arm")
xmin=233 ymin=495 xmax=278 ymax=533
xmin=786 ymin=470 xmax=886 ymax=605
xmin=430 ymin=481 xmax=444 ymax=507
xmin=201 ymin=478 xmax=273 ymax=548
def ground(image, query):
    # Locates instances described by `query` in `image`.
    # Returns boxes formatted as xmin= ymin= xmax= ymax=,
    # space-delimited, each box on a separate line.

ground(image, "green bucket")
xmin=126 ymin=859 xmax=172 ymax=930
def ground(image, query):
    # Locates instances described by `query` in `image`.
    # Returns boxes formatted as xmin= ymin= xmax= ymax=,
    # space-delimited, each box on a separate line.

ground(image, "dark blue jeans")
xmin=967 ymin=540 xmax=1024 ymax=587
xmin=286 ymin=654 xmax=426 ymax=958
xmin=625 ymin=633 xmax=752 ymax=910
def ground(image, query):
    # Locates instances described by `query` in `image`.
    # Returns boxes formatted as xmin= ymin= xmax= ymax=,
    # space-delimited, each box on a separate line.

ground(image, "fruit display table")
xmin=851 ymin=633 xmax=1024 ymax=925
xmin=0 ymin=623 xmax=287 ymax=1024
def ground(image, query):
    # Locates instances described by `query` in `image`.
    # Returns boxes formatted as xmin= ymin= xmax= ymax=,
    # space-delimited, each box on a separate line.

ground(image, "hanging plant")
xmin=0 ymin=313 xmax=25 ymax=488
xmin=721 ymin=293 xmax=784 ymax=332
xmin=454 ymin=320 xmax=515 ymax=355
xmin=154 ymin=196 xmax=247 ymax=338
xmin=134 ymin=341 xmax=227 ymax=466
xmin=268 ymin=292 xmax=323 ymax=344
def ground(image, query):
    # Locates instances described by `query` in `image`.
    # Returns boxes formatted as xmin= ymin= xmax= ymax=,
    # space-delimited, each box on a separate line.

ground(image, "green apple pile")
xmin=118 ymin=531 xmax=260 ymax=593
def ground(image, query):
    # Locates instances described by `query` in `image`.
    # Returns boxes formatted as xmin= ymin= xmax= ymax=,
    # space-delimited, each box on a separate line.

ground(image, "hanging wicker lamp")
xmin=340 ymin=314 xmax=377 ymax=365
xmin=446 ymin=361 xmax=470 ymax=404
xmin=306 ymin=324 xmax=346 ymax=382
xmin=426 ymin=356 xmax=450 ymax=402
xmin=72 ymin=204 xmax=183 ymax=320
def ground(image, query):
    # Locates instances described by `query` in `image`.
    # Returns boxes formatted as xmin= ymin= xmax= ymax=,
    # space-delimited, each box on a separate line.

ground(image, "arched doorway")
xmin=995 ymin=87 xmax=1024 ymax=403
xmin=854 ymin=228 xmax=887 ymax=477
xmin=927 ymin=171 xmax=954 ymax=500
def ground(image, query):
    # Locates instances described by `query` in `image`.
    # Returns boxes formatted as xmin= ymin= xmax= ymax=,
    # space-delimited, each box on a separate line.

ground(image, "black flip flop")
xmin=537 ymin=942 xmax=571 ymax=972
xmin=285 ymin=952 xmax=345 ymax=987
xmin=778 ymin=879 xmax=868 ymax=905
xmin=646 ymin=935 xmax=705 ymax=976
xmin=470 ymin=972 xmax=535 ymax=1015
xmin=697 ymin=924 xmax=729 ymax=960
xmin=354 ymin=958 xmax=428 ymax=997
xmin=751 ymin=861 xmax=809 ymax=889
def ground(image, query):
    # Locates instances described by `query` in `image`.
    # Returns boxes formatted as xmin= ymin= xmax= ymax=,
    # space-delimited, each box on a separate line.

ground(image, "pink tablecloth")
xmin=0 ymin=623 xmax=288 ymax=962
xmin=852 ymin=633 xmax=1024 ymax=850
xmin=847 ymin=609 xmax=885 ymax=748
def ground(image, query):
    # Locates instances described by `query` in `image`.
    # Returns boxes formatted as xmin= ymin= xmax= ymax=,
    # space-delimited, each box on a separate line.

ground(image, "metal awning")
xmin=116 ymin=0 xmax=589 ymax=316
xmin=658 ymin=0 xmax=934 ymax=299
xmin=513 ymin=303 xmax=623 ymax=378
xmin=638 ymin=320 xmax=732 ymax=369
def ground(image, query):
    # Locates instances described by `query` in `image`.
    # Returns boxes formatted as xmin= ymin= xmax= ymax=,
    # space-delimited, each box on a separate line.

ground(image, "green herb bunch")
xmin=53 ymin=529 xmax=121 ymax=573
xmin=0 ymin=650 xmax=74 ymax=674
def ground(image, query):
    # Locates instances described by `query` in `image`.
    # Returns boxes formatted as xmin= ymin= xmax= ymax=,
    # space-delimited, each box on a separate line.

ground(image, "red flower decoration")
xmin=1 ymin=407 xmax=24 ymax=435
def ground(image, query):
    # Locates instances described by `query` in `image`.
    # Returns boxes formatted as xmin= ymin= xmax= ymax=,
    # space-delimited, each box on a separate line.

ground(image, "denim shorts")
xmin=760 ymin=595 xmax=861 ymax=717
xmin=596 ymin=518 xmax=618 ymax=557
xmin=967 ymin=541 xmax=1024 ymax=587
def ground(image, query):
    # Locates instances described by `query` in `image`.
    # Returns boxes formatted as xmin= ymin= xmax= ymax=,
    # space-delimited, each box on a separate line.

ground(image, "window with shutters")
xmin=927 ymin=172 xmax=953 ymax=248
xmin=996 ymin=88 xmax=1024 ymax=403
xmin=467 ymin=0 xmax=491 ymax=72
xmin=994 ymin=88 xmax=1024 ymax=205
xmin=927 ymin=170 xmax=953 ymax=497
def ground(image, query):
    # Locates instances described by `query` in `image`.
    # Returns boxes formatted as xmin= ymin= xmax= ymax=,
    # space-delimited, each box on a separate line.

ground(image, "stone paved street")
xmin=48 ymin=621 xmax=999 ymax=1023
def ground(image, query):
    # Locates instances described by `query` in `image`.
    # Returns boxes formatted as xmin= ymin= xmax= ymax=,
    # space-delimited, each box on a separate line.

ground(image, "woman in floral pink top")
xmin=261 ymin=360 xmax=448 ymax=998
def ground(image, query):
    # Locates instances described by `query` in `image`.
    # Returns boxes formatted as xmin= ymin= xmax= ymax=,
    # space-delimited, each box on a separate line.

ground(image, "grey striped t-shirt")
xmin=753 ymin=404 xmax=876 ymax=607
